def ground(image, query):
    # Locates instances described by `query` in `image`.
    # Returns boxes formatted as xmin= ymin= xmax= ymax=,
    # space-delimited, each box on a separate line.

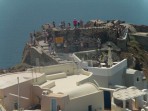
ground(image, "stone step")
xmin=44 ymin=50 xmax=49 ymax=53
xmin=54 ymin=58 xmax=62 ymax=61
xmin=53 ymin=56 xmax=60 ymax=58
xmin=38 ymin=40 xmax=49 ymax=47
xmin=59 ymin=60 xmax=69 ymax=63
xmin=42 ymin=47 xmax=49 ymax=50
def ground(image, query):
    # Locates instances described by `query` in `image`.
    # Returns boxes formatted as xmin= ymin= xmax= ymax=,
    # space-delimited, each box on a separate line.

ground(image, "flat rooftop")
xmin=50 ymin=74 xmax=87 ymax=93
xmin=45 ymin=74 xmax=100 ymax=99
xmin=0 ymin=72 xmax=44 ymax=89
xmin=113 ymin=87 xmax=147 ymax=101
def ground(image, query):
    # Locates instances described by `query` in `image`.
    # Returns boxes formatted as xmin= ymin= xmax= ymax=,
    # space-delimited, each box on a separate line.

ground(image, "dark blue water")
xmin=0 ymin=0 xmax=148 ymax=69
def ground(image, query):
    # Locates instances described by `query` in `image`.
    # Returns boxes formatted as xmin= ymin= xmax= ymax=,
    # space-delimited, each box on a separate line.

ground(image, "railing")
xmin=119 ymin=29 xmax=128 ymax=40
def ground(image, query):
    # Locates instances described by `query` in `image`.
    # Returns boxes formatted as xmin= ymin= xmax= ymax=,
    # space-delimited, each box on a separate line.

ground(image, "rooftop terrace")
xmin=49 ymin=74 xmax=88 ymax=93
xmin=0 ymin=72 xmax=44 ymax=89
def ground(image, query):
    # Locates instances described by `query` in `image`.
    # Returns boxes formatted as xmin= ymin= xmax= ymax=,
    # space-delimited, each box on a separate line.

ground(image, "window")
xmin=136 ymin=77 xmax=140 ymax=82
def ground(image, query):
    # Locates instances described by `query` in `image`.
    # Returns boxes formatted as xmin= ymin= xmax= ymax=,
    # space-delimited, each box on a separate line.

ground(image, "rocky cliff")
xmin=2 ymin=19 xmax=148 ymax=76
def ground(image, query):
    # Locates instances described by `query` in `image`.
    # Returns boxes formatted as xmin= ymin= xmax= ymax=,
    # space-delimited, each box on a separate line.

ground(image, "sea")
xmin=0 ymin=0 xmax=148 ymax=69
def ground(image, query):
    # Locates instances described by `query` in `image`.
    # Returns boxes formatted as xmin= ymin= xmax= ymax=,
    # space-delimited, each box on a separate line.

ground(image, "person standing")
xmin=63 ymin=40 xmax=68 ymax=52
xmin=61 ymin=21 xmax=63 ymax=29
xmin=75 ymin=40 xmax=79 ymax=51
xmin=43 ymin=30 xmax=47 ymax=43
xmin=67 ymin=23 xmax=71 ymax=29
xmin=94 ymin=21 xmax=97 ymax=27
xmin=97 ymin=38 xmax=101 ymax=49
xmin=63 ymin=21 xmax=66 ymax=29
xmin=51 ymin=40 xmax=55 ymax=55
xmin=52 ymin=21 xmax=55 ymax=27
xmin=80 ymin=39 xmax=84 ymax=50
xmin=77 ymin=21 xmax=80 ymax=28
xmin=33 ymin=35 xmax=36 ymax=46
xmin=30 ymin=33 xmax=33 ymax=45
xmin=48 ymin=43 xmax=52 ymax=54
xmin=73 ymin=18 xmax=77 ymax=28
xmin=80 ymin=20 xmax=83 ymax=28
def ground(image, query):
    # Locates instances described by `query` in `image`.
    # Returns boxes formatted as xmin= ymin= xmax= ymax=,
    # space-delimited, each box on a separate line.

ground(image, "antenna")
xmin=35 ymin=58 xmax=40 ymax=82
xmin=31 ymin=67 xmax=34 ymax=83
xmin=17 ymin=77 xmax=20 ymax=111
xmin=36 ymin=58 xmax=40 ymax=73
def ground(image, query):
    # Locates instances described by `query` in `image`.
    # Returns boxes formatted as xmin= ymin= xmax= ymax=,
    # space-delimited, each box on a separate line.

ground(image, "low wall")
xmin=88 ymin=59 xmax=127 ymax=77
xmin=79 ymin=69 xmax=92 ymax=76
xmin=46 ymin=72 xmax=67 ymax=80
xmin=32 ymin=74 xmax=46 ymax=85
xmin=28 ymin=63 xmax=77 ymax=75
xmin=76 ymin=69 xmax=93 ymax=86
xmin=40 ymin=81 xmax=55 ymax=89
xmin=72 ymin=53 xmax=81 ymax=63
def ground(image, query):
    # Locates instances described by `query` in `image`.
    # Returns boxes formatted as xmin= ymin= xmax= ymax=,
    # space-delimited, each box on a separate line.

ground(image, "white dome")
xmin=62 ymin=83 xmax=99 ymax=99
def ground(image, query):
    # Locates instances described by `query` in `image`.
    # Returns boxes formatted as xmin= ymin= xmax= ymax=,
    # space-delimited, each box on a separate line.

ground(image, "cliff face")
xmin=129 ymin=32 xmax=148 ymax=51
xmin=133 ymin=25 xmax=148 ymax=32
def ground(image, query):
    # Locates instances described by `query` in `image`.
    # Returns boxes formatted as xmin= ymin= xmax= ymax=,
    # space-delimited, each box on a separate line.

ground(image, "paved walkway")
xmin=131 ymin=32 xmax=148 ymax=37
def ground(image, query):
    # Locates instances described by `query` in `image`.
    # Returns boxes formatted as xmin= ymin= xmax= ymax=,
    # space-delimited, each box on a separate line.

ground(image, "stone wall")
xmin=22 ymin=45 xmax=58 ymax=66
xmin=52 ymin=28 xmax=117 ymax=44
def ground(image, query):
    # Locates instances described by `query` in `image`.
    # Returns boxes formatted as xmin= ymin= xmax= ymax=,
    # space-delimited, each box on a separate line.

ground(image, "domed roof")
xmin=62 ymin=83 xmax=100 ymax=99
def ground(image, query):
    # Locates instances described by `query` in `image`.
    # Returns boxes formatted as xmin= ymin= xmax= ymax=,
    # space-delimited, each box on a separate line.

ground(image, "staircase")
xmin=38 ymin=40 xmax=70 ymax=64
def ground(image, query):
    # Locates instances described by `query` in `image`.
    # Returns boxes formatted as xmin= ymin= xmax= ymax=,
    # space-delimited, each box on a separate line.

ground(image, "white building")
xmin=112 ymin=87 xmax=148 ymax=111
xmin=0 ymin=72 xmax=44 ymax=111
xmin=0 ymin=63 xmax=104 ymax=111
xmin=71 ymin=48 xmax=148 ymax=110
xmin=72 ymin=50 xmax=148 ymax=89
xmin=32 ymin=63 xmax=104 ymax=111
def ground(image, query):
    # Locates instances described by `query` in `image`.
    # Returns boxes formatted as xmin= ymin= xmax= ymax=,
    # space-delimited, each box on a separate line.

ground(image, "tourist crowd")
xmin=51 ymin=19 xmax=84 ymax=29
